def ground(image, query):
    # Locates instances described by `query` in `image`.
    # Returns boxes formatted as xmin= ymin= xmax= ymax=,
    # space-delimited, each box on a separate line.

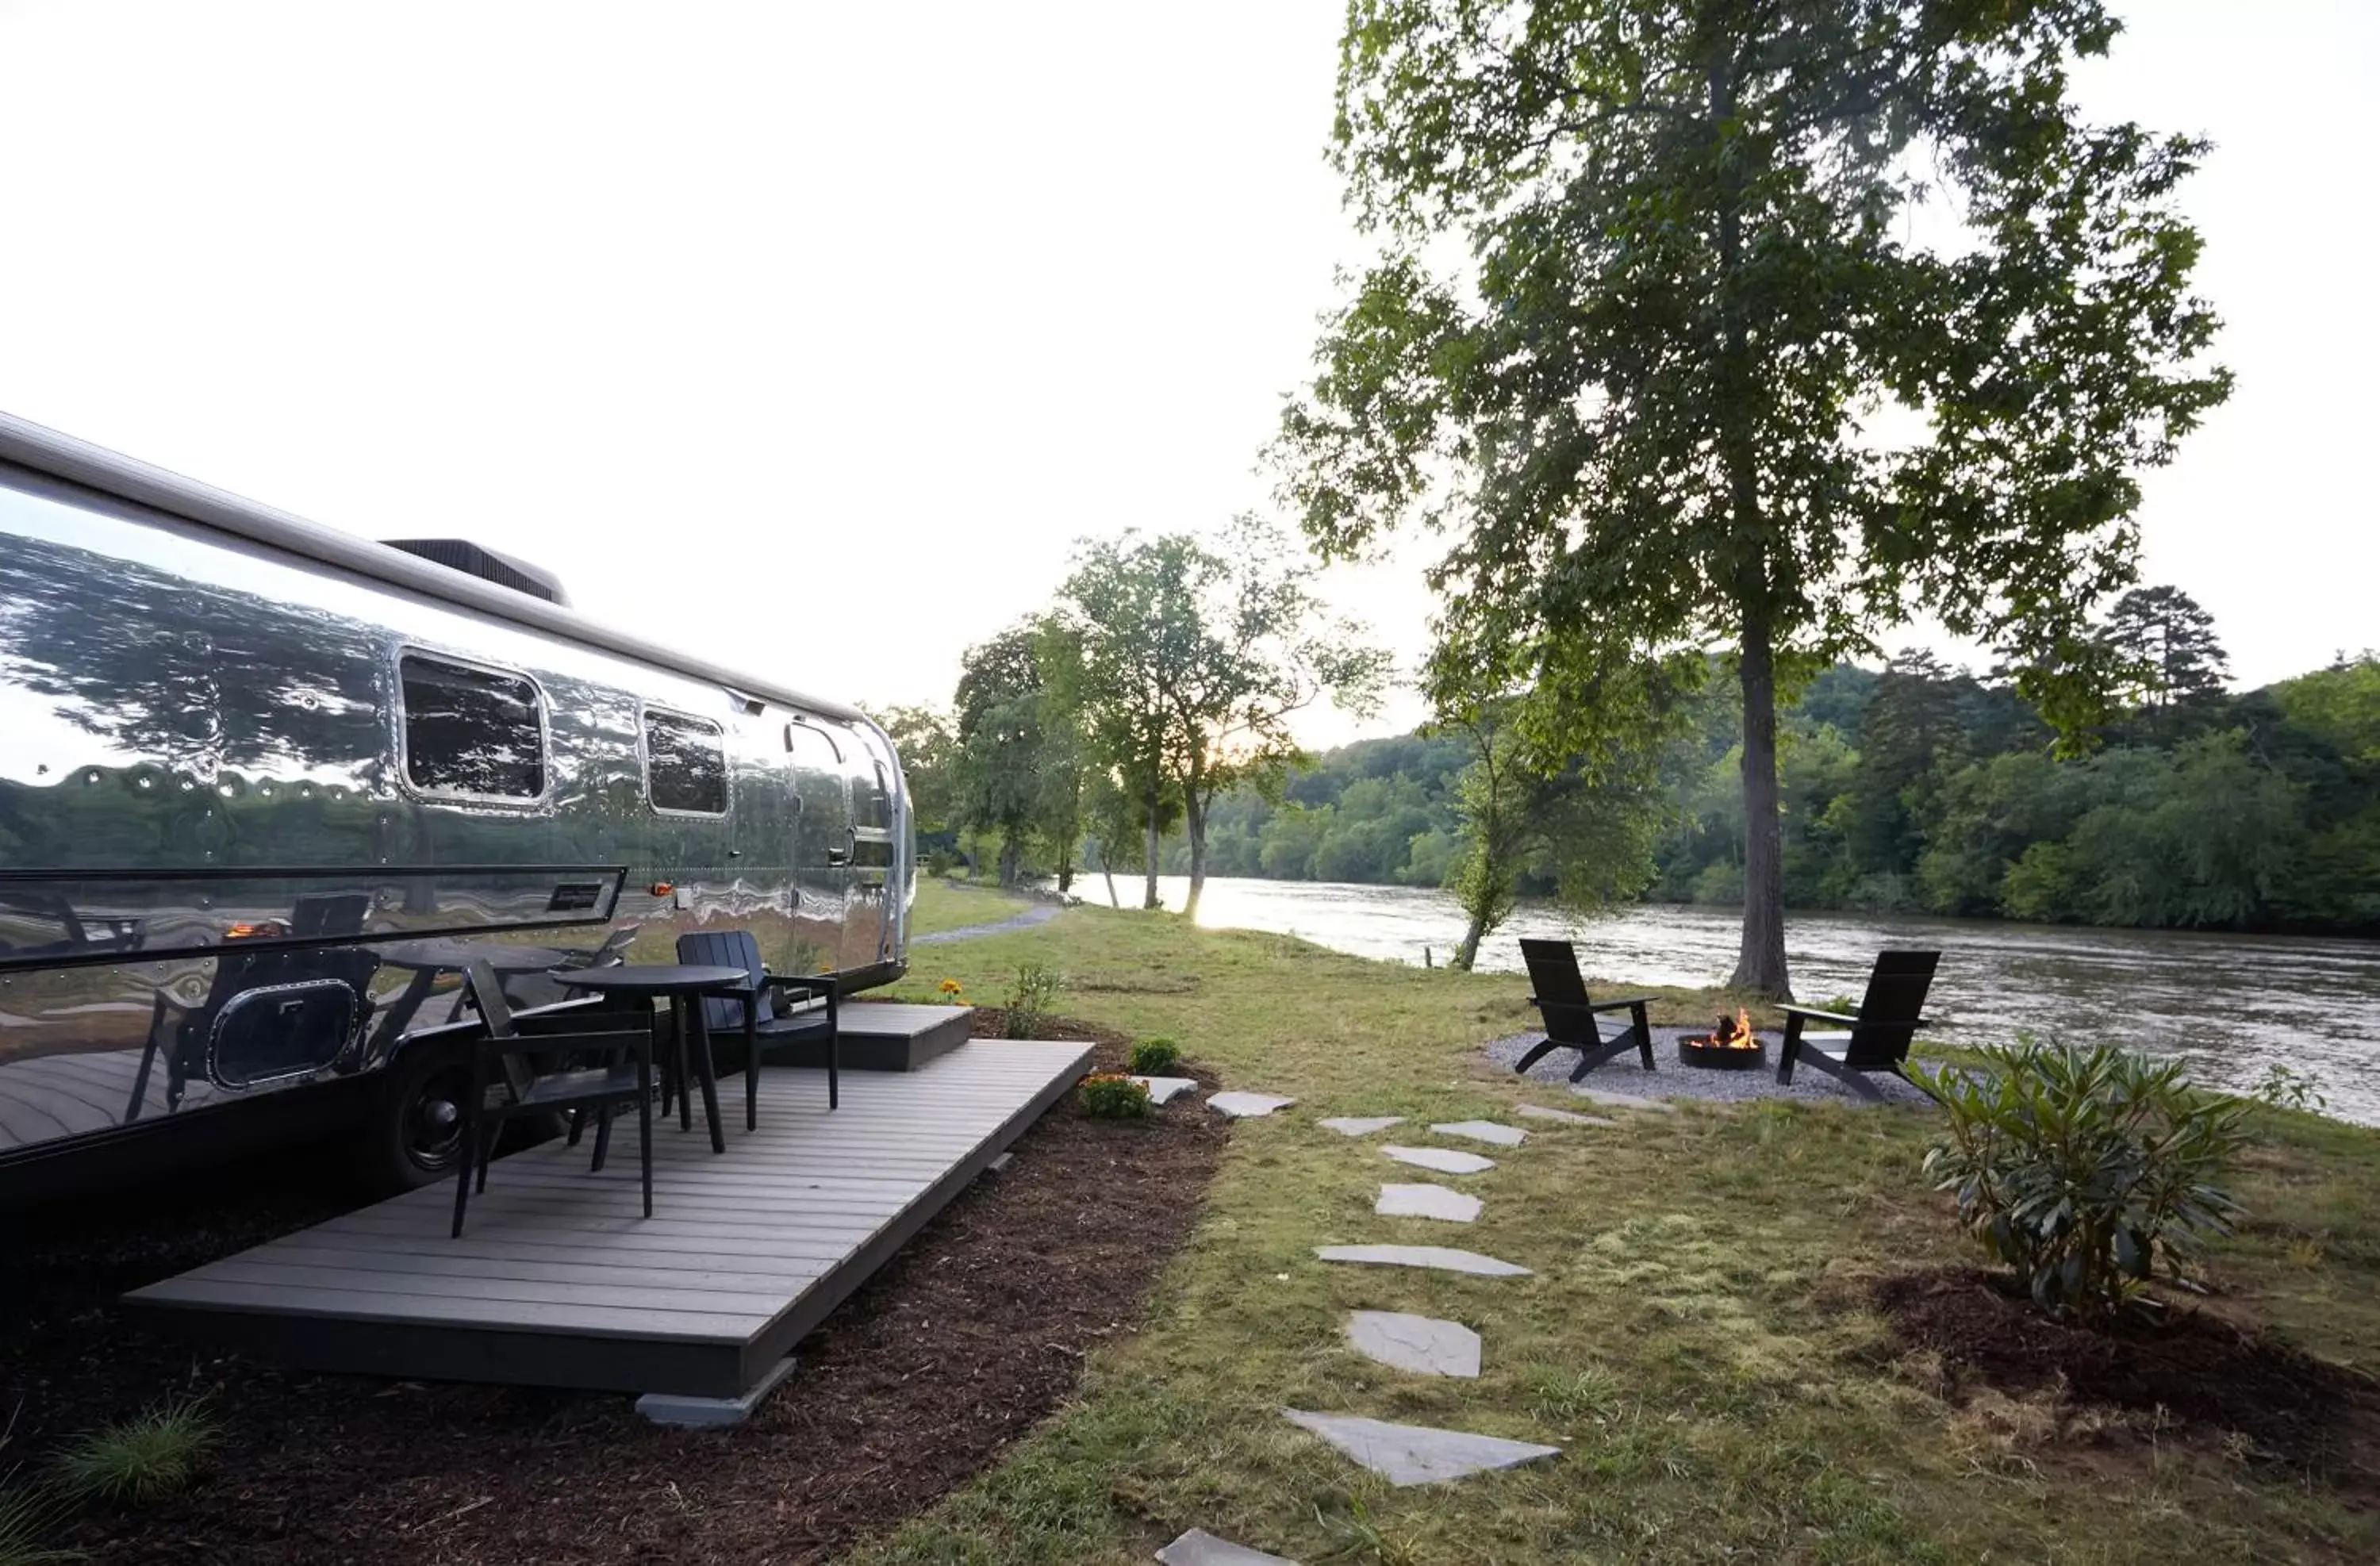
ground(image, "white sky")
xmin=0 ymin=1 xmax=2370 ymax=750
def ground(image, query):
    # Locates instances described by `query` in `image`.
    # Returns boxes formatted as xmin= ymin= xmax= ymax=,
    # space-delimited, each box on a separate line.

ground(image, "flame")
xmin=1692 ymin=1008 xmax=1759 ymax=1048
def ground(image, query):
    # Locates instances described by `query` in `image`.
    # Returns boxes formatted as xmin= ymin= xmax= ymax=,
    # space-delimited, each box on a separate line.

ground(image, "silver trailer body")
xmin=0 ymin=414 xmax=911 ymax=1196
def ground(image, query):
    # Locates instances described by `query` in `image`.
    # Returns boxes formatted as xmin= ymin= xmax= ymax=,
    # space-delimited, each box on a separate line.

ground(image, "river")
xmin=1090 ymin=874 xmax=2380 ymax=1126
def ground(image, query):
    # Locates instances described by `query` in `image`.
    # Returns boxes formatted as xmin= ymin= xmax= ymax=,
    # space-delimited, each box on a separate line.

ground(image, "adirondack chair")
xmin=1512 ymin=938 xmax=1656 ymax=1080
xmin=1775 ymin=950 xmax=1941 ymax=1100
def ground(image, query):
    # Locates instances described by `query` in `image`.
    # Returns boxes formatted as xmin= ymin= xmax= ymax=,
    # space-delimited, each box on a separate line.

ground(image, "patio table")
xmin=550 ymin=963 xmax=750 ymax=1153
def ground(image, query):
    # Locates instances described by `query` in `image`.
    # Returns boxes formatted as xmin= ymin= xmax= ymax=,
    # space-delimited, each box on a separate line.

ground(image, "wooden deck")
xmin=127 ymin=1039 xmax=1092 ymax=1398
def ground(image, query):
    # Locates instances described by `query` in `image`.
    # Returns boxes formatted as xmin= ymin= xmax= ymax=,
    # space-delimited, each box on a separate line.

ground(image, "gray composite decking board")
xmin=127 ymin=1038 xmax=1092 ymax=1397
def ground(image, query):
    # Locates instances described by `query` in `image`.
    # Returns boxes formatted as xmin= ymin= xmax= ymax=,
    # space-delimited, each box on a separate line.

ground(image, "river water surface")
xmin=1100 ymin=875 xmax=2380 ymax=1126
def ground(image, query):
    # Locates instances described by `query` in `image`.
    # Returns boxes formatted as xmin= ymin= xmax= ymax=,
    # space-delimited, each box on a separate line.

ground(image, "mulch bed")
xmin=1876 ymin=1267 xmax=2380 ymax=1489
xmin=1 ymin=1015 xmax=1226 ymax=1564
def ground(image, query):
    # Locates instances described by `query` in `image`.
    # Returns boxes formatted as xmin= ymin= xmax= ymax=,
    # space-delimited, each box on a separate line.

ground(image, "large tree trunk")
xmin=1451 ymin=911 xmax=1488 ymax=972
xmin=997 ymin=831 xmax=1021 ymax=889
xmin=1100 ymin=850 xmax=1119 ymax=908
xmin=1181 ymin=781 xmax=1209 ymax=922
xmin=1729 ymin=610 xmax=1792 ymax=998
xmin=1141 ymin=785 xmax=1161 ymax=909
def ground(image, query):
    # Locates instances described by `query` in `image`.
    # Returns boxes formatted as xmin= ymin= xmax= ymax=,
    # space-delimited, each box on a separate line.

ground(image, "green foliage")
xmin=1912 ymin=1042 xmax=2250 ymax=1327
xmin=1077 ymin=1072 xmax=1153 ymax=1120
xmin=1001 ymin=961 xmax=1063 ymax=1039
xmin=55 ymin=1398 xmax=216 ymax=1507
xmin=1126 ymin=1036 xmax=1181 ymax=1075
xmin=0 ymin=1474 xmax=77 ymax=1566
xmin=951 ymin=620 xmax=1093 ymax=888
xmin=1279 ymin=0 xmax=2231 ymax=994
xmin=2253 ymin=1063 xmax=2330 ymax=1116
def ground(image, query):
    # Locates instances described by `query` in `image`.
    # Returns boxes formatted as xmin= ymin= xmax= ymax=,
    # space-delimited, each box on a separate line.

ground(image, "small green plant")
xmin=1125 ymin=1036 xmax=1181 ymax=1075
xmin=1911 ymin=1041 xmax=2250 ymax=1328
xmin=54 ymin=1397 xmax=216 ymax=1507
xmin=2251 ymin=1061 xmax=2328 ymax=1115
xmin=1001 ymin=961 xmax=1062 ymax=1039
xmin=1078 ymin=1073 xmax=1151 ymax=1119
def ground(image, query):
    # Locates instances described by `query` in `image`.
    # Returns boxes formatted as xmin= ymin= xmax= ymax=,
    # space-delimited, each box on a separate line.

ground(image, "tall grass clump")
xmin=54 ymin=1398 xmax=216 ymax=1507
xmin=1002 ymin=962 xmax=1063 ymax=1038
xmin=1913 ymin=1041 xmax=2249 ymax=1327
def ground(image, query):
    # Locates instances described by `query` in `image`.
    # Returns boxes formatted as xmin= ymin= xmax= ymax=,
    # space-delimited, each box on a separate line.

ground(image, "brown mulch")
xmin=1876 ymin=1267 xmax=2380 ymax=1489
xmin=1 ymin=1016 xmax=1225 ymax=1564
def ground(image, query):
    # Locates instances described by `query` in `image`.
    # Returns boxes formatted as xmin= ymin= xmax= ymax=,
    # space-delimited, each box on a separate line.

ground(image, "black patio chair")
xmin=451 ymin=961 xmax=657 ymax=1238
xmin=1775 ymin=950 xmax=1941 ymax=1101
xmin=678 ymin=930 xmax=839 ymax=1127
xmin=1511 ymin=938 xmax=1655 ymax=1080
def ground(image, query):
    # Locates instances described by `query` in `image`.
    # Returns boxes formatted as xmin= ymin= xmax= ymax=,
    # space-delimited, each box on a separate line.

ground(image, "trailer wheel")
xmin=355 ymin=1038 xmax=476 ymax=1195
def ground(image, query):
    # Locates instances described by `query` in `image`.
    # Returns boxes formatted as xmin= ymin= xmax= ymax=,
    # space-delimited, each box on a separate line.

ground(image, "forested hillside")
xmin=1148 ymin=651 xmax=2380 ymax=935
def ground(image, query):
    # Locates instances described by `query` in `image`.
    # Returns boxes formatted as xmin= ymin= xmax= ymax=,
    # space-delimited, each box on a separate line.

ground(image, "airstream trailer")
xmin=0 ymin=413 xmax=912 ymax=1201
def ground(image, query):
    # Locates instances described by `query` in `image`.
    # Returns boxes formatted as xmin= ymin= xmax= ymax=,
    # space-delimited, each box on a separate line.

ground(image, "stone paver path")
xmin=1345 ymin=1311 xmax=1481 ymax=1378
xmin=1375 ymin=1183 xmax=1481 ymax=1222
xmin=1156 ymin=1529 xmax=1299 ymax=1564
xmin=1568 ymin=1083 xmax=1679 ymax=1113
xmin=1315 ymin=1244 xmax=1530 ymax=1277
xmin=1131 ymin=1076 xmax=1200 ymax=1106
xmin=1209 ymin=1092 xmax=1297 ymax=1119
xmin=1429 ymin=1119 xmax=1526 ymax=1148
xmin=1381 ymin=1144 xmax=1495 ymax=1175
xmin=1514 ymin=1103 xmax=1617 ymax=1127
xmin=1281 ymin=1410 xmax=1560 ymax=1486
xmin=1316 ymin=1115 xmax=1403 ymax=1137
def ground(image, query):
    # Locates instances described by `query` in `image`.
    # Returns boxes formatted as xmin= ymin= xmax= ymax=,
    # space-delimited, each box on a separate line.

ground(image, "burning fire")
xmin=1690 ymin=1008 xmax=1757 ymax=1050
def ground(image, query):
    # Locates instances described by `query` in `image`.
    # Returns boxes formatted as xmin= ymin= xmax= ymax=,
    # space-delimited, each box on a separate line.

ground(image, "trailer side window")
xmin=644 ymin=709 xmax=727 ymax=816
xmin=856 ymin=761 xmax=892 ymax=831
xmin=399 ymin=654 xmax=547 ymax=800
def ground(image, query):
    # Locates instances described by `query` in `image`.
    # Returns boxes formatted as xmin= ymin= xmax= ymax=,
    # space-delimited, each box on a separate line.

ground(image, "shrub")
xmin=0 ymin=1473 xmax=78 ymax=1565
xmin=1126 ymin=1037 xmax=1181 ymax=1075
xmin=1079 ymin=1073 xmax=1151 ymax=1120
xmin=1001 ymin=962 xmax=1062 ymax=1039
xmin=55 ymin=1397 xmax=216 ymax=1507
xmin=2251 ymin=1061 xmax=2328 ymax=1115
xmin=1911 ymin=1042 xmax=2250 ymax=1328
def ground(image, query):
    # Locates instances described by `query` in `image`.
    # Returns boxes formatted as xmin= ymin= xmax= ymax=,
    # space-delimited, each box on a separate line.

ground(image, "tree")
xmin=1061 ymin=523 xmax=1388 ymax=919
xmin=2100 ymin=585 xmax=2231 ymax=735
xmin=1276 ymin=1 xmax=2230 ymax=996
xmin=867 ymin=704 xmax=956 ymax=838
xmin=950 ymin=620 xmax=1087 ymax=887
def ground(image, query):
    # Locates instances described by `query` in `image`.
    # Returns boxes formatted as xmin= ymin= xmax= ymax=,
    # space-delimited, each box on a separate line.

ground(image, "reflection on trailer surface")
xmin=0 ymin=412 xmax=914 ymax=1200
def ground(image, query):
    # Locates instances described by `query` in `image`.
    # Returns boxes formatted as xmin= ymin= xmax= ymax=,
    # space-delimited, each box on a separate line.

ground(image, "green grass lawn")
xmin=908 ymin=877 xmax=1035 ymax=937
xmin=859 ymin=905 xmax=2380 ymax=1564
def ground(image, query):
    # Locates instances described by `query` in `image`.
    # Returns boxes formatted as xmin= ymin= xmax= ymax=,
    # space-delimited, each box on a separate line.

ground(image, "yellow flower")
xmin=939 ymin=977 xmax=963 ymax=995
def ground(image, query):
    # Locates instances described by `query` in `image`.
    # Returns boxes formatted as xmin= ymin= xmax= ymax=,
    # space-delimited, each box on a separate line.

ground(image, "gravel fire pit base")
xmin=1484 ymin=1027 xmax=1937 ymax=1107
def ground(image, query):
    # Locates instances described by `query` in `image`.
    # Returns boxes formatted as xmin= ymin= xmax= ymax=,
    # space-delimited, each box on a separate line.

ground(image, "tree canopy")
xmin=1277 ymin=0 xmax=2231 ymax=996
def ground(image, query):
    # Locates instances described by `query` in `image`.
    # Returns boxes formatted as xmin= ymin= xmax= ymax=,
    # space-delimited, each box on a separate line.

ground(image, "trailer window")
xmin=644 ymin=709 xmax=727 ymax=816
xmin=399 ymin=654 xmax=546 ymax=800
xmin=855 ymin=761 xmax=892 ymax=831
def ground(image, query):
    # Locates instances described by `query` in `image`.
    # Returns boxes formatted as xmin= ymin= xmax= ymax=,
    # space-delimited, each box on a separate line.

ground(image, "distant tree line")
xmin=903 ymin=588 xmax=2374 ymax=943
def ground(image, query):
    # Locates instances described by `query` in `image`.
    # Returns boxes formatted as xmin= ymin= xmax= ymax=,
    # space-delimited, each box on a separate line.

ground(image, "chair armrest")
xmin=1780 ymin=1004 xmax=1860 ymax=1027
xmin=1587 ymin=996 xmax=1654 ymax=1013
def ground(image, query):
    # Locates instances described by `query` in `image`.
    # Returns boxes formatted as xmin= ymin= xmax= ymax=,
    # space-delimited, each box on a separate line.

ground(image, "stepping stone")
xmin=1280 ymin=1409 xmax=1560 ymax=1487
xmin=1317 ymin=1115 xmax=1403 ymax=1137
xmin=1430 ymin=1119 xmax=1526 ymax=1148
xmin=1376 ymin=1183 xmax=1481 ymax=1222
xmin=1131 ymin=1076 xmax=1200 ymax=1106
xmin=1382 ymin=1145 xmax=1495 ymax=1176
xmin=1568 ymin=1084 xmax=1678 ymax=1113
xmin=1345 ymin=1311 xmax=1481 ymax=1378
xmin=1514 ymin=1103 xmax=1617 ymax=1127
xmin=1156 ymin=1529 xmax=1299 ymax=1564
xmin=1209 ymin=1092 xmax=1296 ymax=1119
xmin=1315 ymin=1244 xmax=1530 ymax=1277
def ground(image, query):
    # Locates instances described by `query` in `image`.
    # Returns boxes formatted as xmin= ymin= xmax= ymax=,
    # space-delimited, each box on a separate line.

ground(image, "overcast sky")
xmin=0 ymin=2 xmax=2370 ymax=748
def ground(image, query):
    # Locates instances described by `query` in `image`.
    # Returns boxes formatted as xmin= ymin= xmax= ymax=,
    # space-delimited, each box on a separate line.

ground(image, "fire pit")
xmin=1676 ymin=1008 xmax=1766 ymax=1070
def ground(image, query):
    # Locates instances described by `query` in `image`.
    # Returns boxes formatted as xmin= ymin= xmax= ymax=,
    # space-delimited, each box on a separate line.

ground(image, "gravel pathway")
xmin=1482 ymin=1029 xmax=1938 ymax=1108
xmin=911 ymin=904 xmax=1063 ymax=946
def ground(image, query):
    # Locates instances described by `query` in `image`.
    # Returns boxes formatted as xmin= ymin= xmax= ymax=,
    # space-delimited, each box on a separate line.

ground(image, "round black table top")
xmin=550 ymin=962 xmax=753 ymax=996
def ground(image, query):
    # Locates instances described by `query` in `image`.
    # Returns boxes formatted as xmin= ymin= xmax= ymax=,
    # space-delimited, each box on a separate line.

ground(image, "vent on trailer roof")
xmin=382 ymin=539 xmax=571 ymax=607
